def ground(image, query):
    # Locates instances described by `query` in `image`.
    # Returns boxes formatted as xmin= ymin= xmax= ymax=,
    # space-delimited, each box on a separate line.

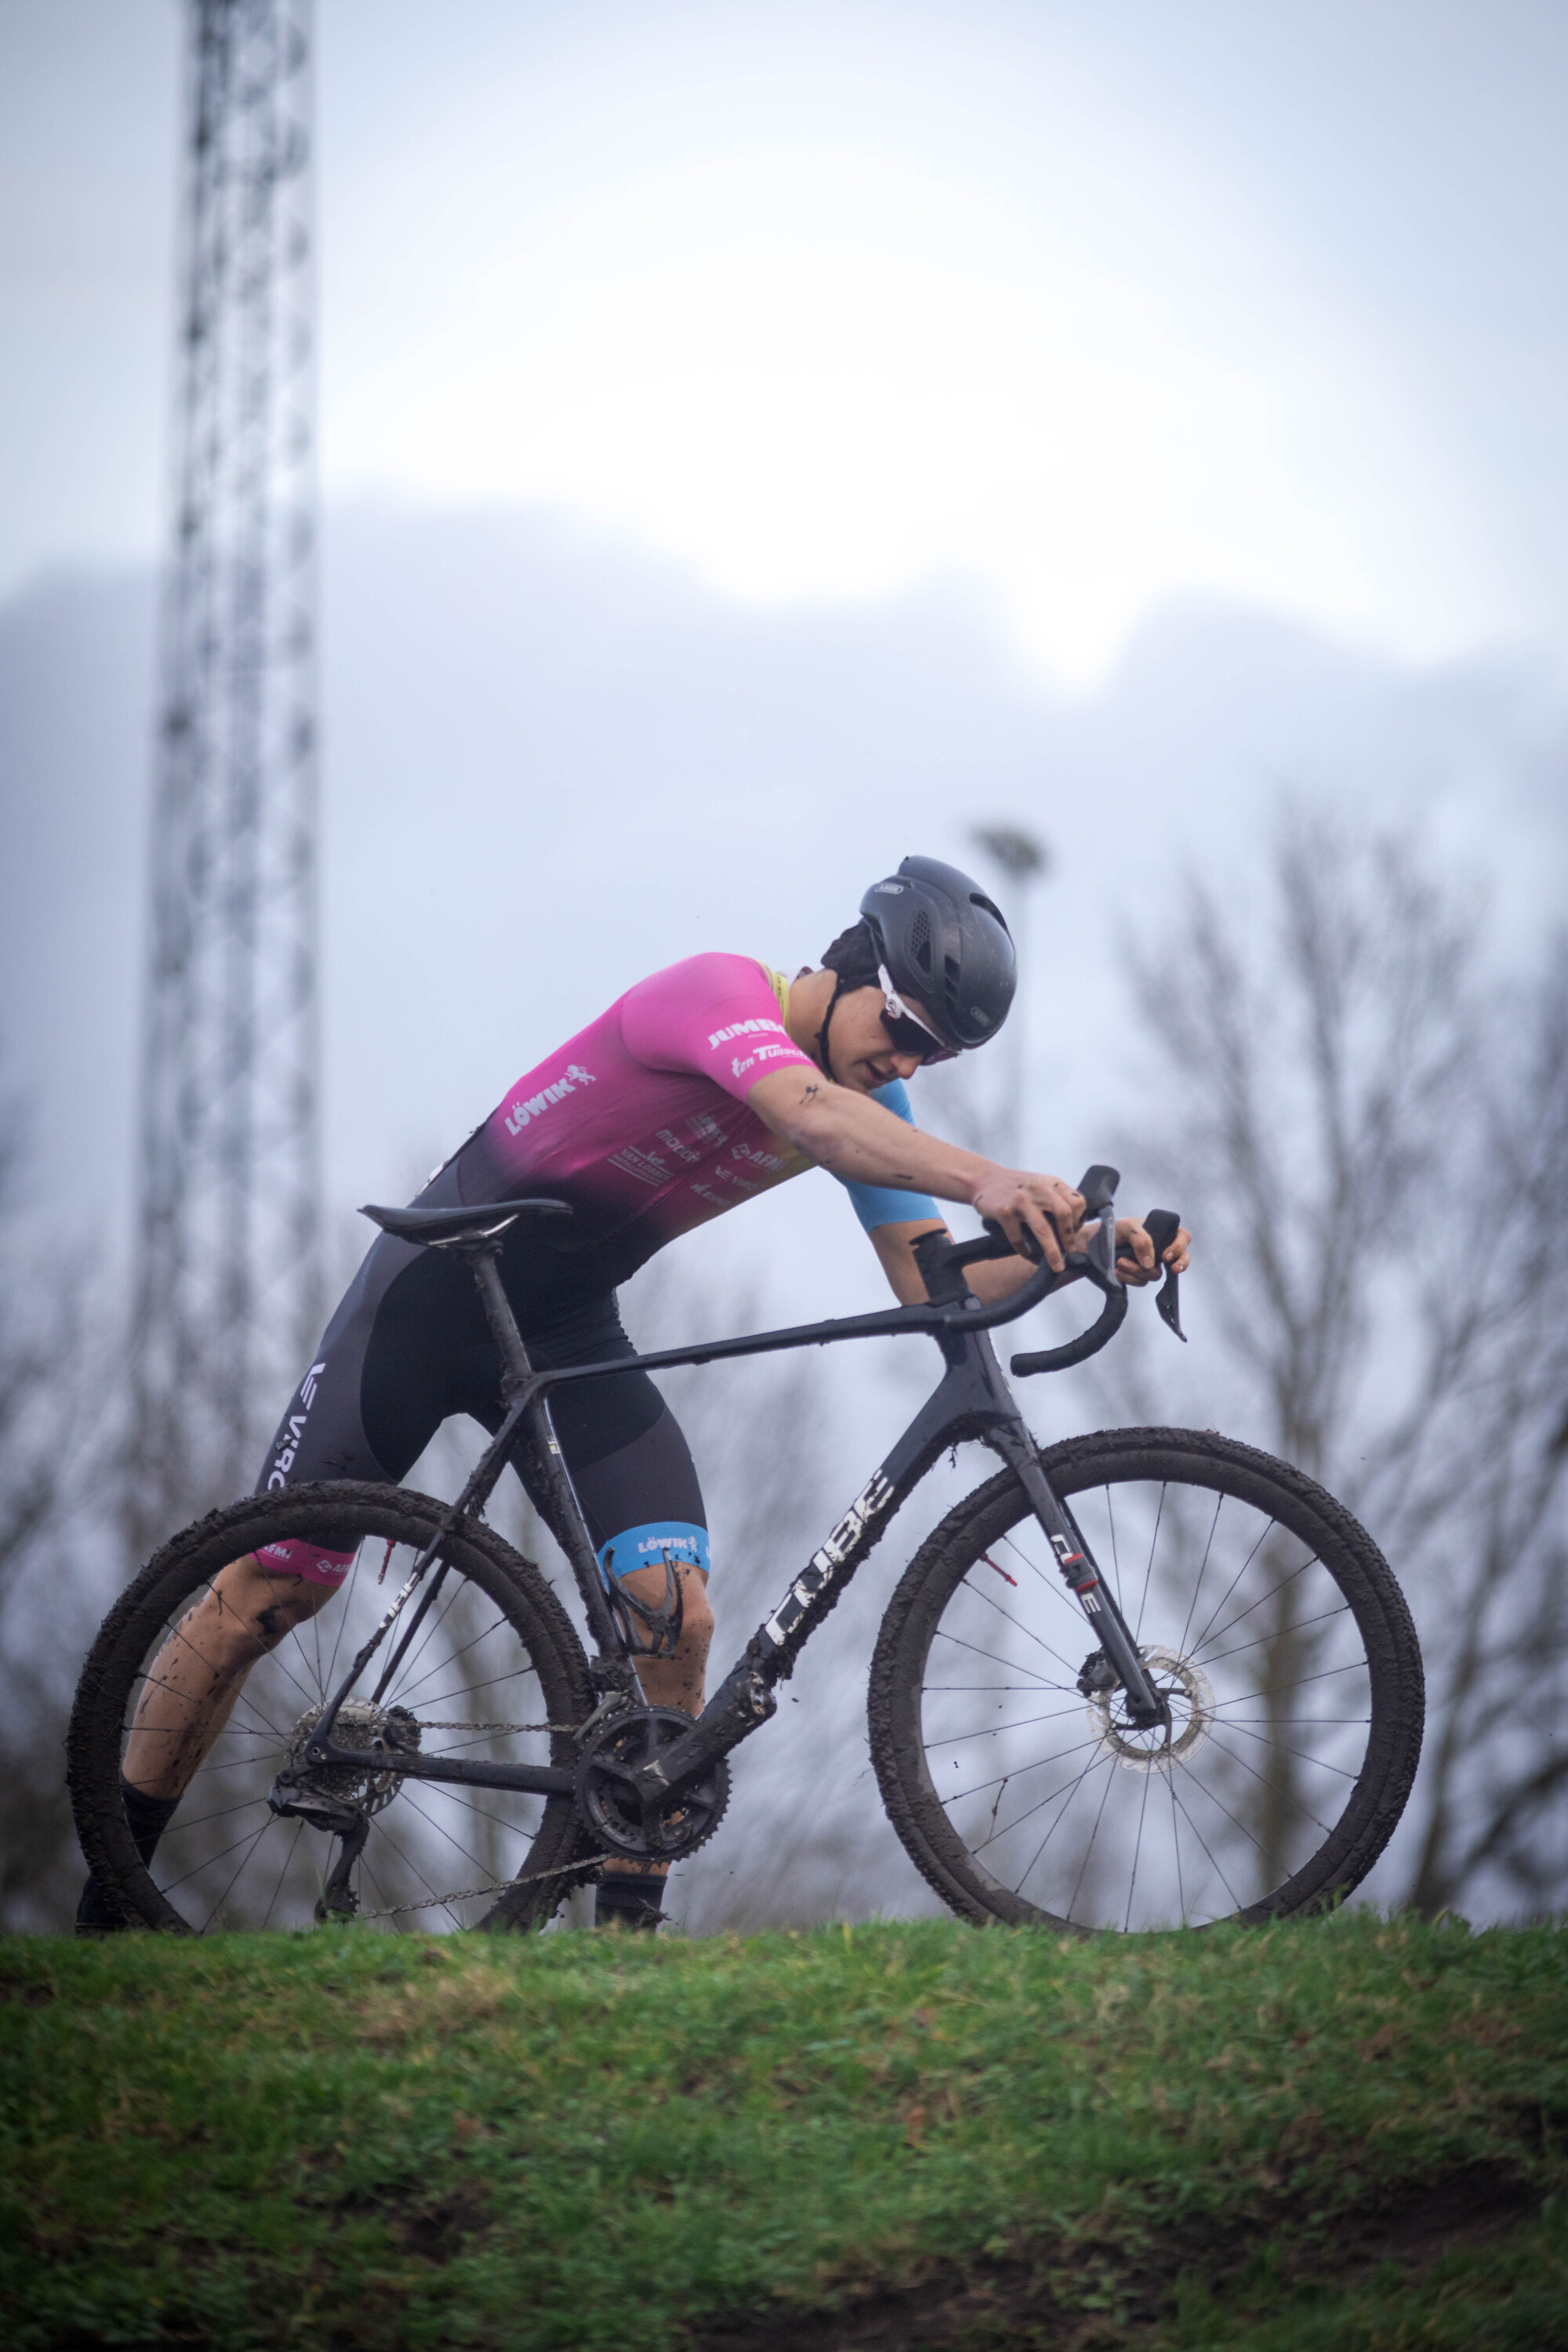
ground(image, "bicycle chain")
xmin=413 ymin=1720 xmax=570 ymax=1734
xmin=348 ymin=1704 xmax=634 ymax=1916
xmin=354 ymin=1846 xmax=610 ymax=1923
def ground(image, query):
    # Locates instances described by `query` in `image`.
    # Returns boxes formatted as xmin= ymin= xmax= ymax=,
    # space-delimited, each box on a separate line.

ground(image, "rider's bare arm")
xmin=746 ymin=1068 xmax=1086 ymax=1269
xmin=870 ymin=1216 xmax=1193 ymax=1306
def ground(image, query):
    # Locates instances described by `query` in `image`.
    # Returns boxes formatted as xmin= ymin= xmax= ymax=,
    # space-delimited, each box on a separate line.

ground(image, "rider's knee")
xmin=212 ymin=1555 xmax=335 ymax=1657
xmin=680 ymin=1565 xmax=714 ymax=1648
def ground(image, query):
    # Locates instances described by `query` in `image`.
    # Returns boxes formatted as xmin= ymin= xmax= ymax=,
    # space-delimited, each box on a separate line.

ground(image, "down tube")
xmin=744 ymin=1345 xmax=1020 ymax=1688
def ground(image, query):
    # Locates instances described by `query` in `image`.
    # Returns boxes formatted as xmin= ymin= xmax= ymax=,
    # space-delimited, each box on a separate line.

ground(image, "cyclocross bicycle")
xmin=69 ymin=1168 xmax=1424 ymax=1936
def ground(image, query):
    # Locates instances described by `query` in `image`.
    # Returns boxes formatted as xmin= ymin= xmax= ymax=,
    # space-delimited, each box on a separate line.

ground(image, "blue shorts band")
xmin=597 ymin=1520 xmax=711 ymax=1584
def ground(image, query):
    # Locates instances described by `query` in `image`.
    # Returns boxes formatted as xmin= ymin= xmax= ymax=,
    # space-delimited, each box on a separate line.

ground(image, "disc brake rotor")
xmin=1089 ymin=1646 xmax=1214 ymax=1774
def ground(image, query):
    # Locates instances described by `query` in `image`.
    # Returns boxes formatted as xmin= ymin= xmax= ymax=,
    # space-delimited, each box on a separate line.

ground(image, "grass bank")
xmin=2 ymin=1913 xmax=1565 ymax=2350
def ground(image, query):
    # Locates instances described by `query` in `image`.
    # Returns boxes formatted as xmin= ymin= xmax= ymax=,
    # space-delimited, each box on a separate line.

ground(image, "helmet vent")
xmin=908 ymin=906 xmax=934 ymax=972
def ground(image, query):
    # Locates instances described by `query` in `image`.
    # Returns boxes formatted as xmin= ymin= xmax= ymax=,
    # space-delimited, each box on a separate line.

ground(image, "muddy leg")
xmin=122 ymin=1557 xmax=337 ymax=1802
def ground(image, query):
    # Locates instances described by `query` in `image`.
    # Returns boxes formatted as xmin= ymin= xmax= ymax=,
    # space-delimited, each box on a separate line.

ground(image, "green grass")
xmin=2 ymin=1914 xmax=1565 ymax=2350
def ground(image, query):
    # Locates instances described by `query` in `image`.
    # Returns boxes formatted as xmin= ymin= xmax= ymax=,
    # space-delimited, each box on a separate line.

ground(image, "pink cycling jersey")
xmin=459 ymin=953 xmax=822 ymax=1249
xmin=256 ymin=954 xmax=937 ymax=1586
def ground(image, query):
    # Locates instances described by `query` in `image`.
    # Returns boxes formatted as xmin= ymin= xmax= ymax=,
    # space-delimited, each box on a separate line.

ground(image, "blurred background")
xmin=1 ymin=0 xmax=1564 ymax=1931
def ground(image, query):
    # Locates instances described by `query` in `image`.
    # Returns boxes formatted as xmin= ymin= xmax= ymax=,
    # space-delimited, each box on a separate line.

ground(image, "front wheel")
xmin=869 ymin=1428 xmax=1424 ymax=1933
xmin=69 ymin=1483 xmax=595 ymax=1934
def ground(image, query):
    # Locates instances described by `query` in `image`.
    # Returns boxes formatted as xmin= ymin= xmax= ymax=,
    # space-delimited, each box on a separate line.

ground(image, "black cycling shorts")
xmin=252 ymin=1168 xmax=706 ymax=1589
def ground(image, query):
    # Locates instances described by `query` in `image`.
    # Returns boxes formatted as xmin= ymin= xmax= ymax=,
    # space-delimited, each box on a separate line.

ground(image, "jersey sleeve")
xmin=840 ymin=1078 xmax=943 ymax=1235
xmin=619 ymin=953 xmax=818 ymax=1104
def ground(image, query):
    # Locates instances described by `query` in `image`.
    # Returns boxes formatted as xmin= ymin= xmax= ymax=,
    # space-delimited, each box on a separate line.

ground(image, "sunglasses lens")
xmin=880 ymin=1009 xmax=956 ymax=1064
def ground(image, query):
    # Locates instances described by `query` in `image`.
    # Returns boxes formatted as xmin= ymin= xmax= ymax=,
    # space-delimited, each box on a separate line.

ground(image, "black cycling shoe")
xmin=594 ymin=1875 xmax=666 ymax=1932
xmin=75 ymin=1873 xmax=127 ymax=1935
xmin=74 ymin=1784 xmax=183 ymax=1935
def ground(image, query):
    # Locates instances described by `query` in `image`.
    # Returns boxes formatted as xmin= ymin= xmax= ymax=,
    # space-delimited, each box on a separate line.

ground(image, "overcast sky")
xmin=5 ymin=0 xmax=1568 ymax=685
xmin=2 ymin=0 xmax=1564 ymax=1272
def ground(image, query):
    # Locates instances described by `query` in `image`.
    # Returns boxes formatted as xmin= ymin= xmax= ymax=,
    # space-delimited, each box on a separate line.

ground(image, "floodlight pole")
xmin=129 ymin=0 xmax=321 ymax=1548
xmin=971 ymin=825 xmax=1049 ymax=1168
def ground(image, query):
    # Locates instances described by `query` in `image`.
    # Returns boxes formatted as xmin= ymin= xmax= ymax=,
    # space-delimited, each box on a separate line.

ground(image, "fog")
xmin=4 ymin=504 xmax=1563 ymax=1281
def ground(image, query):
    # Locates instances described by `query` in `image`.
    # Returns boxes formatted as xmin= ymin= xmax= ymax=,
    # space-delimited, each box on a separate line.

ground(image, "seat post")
xmin=462 ymin=1239 xmax=625 ymax=1665
xmin=466 ymin=1241 xmax=535 ymax=1399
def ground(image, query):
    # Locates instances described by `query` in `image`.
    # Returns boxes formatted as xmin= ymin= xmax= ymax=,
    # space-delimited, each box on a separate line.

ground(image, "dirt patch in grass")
xmin=694 ymin=2161 xmax=1541 ymax=2350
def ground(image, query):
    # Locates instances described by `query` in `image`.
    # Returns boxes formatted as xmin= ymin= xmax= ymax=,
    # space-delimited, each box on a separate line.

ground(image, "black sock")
xmin=121 ymin=1782 xmax=181 ymax=1865
xmin=76 ymin=1784 xmax=183 ymax=1934
xmin=594 ymin=1875 xmax=666 ymax=1931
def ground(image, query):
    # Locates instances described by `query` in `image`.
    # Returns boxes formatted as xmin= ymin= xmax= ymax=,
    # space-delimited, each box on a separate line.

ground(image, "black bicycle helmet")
xmin=859 ymin=855 xmax=1017 ymax=1050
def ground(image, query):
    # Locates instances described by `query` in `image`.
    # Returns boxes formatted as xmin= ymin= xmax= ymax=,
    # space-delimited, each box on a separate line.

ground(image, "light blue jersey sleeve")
xmin=837 ymin=1078 xmax=944 ymax=1236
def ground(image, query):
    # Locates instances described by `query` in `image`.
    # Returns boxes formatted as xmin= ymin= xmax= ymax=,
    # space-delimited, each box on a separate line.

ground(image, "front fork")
xmin=987 ymin=1424 xmax=1165 ymax=1728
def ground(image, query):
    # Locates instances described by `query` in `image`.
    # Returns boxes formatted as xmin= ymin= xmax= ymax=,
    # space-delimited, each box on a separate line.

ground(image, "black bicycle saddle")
xmin=359 ymin=1197 xmax=573 ymax=1250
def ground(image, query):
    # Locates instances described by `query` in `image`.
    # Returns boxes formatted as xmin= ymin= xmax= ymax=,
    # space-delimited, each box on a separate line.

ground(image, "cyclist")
xmin=80 ymin=855 xmax=1189 ymax=1933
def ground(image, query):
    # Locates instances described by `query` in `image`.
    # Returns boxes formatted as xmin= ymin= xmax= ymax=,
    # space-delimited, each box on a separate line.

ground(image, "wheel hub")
xmin=281 ymin=1699 xmax=421 ymax=1815
xmin=1088 ymin=1646 xmax=1214 ymax=1773
xmin=574 ymin=1704 xmax=729 ymax=1861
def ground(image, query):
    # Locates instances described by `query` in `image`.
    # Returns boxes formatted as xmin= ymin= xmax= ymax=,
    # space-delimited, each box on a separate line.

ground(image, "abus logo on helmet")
xmin=503 ymin=1062 xmax=594 ymax=1136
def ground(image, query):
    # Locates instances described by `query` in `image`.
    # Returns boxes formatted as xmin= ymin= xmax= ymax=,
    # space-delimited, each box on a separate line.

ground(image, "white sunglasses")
xmin=877 ymin=964 xmax=958 ymax=1064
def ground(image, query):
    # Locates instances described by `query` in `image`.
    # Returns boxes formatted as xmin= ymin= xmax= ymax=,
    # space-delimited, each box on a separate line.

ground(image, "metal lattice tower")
xmin=131 ymin=0 xmax=321 ymax=1544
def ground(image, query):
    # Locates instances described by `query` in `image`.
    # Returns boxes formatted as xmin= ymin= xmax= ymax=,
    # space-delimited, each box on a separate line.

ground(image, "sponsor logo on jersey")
xmin=503 ymin=1062 xmax=595 ymax=1136
xmin=706 ymin=1016 xmax=787 ymax=1049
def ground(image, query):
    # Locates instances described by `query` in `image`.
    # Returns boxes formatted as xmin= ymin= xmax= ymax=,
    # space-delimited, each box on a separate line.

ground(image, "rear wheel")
xmin=69 ymin=1483 xmax=595 ymax=1934
xmin=869 ymin=1428 xmax=1423 ymax=1932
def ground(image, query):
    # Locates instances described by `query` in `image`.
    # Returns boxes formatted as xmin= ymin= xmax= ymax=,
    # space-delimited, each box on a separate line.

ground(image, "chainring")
xmin=574 ymin=1704 xmax=729 ymax=1862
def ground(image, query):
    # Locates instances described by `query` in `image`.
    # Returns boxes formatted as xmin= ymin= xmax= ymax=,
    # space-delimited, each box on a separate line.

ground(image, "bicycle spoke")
xmin=199 ymin=1817 xmax=274 ymax=1933
xmin=1175 ymin=1489 xmax=1226 ymax=1657
xmin=1065 ymin=1750 xmax=1119 ymax=1924
xmin=1132 ymin=1483 xmax=1165 ymax=1648
xmin=1219 ymin=1715 xmax=1362 ymax=1780
xmin=924 ymin=1700 xmax=1088 ymax=1750
xmin=1167 ymin=1777 xmax=1248 ymax=1916
xmin=929 ymin=1627 xmax=1062 ymax=1685
xmin=1123 ymin=1760 xmax=1155 ymax=1933
xmin=957 ymin=1573 xmax=1085 ymax=1679
xmin=947 ymin=1727 xmax=1108 ymax=1807
xmin=1187 ymin=1515 xmax=1276 ymax=1656
xmin=259 ymin=1819 xmax=305 ymax=1931
xmin=1200 ymin=1546 xmax=1325 ymax=1653
xmin=1199 ymin=1602 xmax=1352 ymax=1670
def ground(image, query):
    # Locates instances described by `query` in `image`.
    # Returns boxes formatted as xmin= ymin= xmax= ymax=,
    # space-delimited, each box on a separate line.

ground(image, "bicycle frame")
xmin=296 ymin=1218 xmax=1165 ymax=1813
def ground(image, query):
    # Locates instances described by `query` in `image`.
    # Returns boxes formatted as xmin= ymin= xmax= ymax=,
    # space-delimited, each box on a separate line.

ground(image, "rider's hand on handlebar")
xmin=970 ymin=1172 xmax=1085 ymax=1272
xmin=1114 ymin=1216 xmax=1192 ymax=1287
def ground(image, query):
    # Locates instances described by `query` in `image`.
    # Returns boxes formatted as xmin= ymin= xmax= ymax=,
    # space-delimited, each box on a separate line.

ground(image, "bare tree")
xmin=0 ymin=1082 xmax=112 ymax=1929
xmin=1121 ymin=811 xmax=1568 ymax=1917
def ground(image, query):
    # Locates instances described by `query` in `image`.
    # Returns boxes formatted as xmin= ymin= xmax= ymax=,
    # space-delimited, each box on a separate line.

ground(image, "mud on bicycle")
xmin=70 ymin=1166 xmax=1423 ymax=1936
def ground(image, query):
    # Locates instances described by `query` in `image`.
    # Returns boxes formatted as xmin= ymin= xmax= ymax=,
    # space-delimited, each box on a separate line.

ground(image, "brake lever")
xmin=1142 ymin=1208 xmax=1186 ymax=1341
xmin=1078 ymin=1163 xmax=1120 ymax=1283
xmin=982 ymin=1160 xmax=1122 ymax=1277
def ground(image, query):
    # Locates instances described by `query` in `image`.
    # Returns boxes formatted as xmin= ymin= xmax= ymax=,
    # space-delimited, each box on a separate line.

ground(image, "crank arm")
xmin=627 ymin=1663 xmax=775 ymax=1808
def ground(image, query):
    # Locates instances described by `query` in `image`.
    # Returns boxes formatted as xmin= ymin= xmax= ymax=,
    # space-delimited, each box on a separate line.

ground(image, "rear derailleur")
xmin=267 ymin=1698 xmax=421 ymax=1922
